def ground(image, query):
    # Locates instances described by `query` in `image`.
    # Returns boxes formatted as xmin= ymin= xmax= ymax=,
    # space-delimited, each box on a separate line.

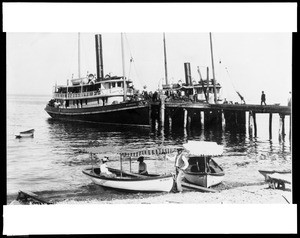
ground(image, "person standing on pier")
xmin=261 ymin=91 xmax=267 ymax=105
xmin=174 ymin=148 xmax=189 ymax=193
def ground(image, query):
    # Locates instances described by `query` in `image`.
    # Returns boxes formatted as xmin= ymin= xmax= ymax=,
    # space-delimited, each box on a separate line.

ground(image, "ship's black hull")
xmin=45 ymin=101 xmax=150 ymax=126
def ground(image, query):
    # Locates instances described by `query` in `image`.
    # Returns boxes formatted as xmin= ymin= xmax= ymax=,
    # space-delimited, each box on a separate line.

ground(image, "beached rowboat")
xmin=258 ymin=169 xmax=291 ymax=181
xmin=181 ymin=141 xmax=225 ymax=188
xmin=83 ymin=167 xmax=174 ymax=192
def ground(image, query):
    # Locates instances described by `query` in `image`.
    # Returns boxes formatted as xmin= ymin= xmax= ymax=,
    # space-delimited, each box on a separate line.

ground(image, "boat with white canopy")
xmin=182 ymin=141 xmax=225 ymax=188
xmin=82 ymin=146 xmax=178 ymax=192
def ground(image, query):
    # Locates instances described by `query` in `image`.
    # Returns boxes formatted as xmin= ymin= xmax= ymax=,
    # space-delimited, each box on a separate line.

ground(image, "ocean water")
xmin=6 ymin=94 xmax=292 ymax=203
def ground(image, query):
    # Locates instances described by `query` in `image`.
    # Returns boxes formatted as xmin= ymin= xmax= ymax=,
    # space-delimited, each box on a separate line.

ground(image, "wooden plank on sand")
xmin=181 ymin=181 xmax=218 ymax=193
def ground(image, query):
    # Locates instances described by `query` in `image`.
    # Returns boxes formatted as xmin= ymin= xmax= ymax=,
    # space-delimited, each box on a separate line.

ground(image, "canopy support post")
xmin=120 ymin=154 xmax=123 ymax=177
xmin=90 ymin=153 xmax=94 ymax=174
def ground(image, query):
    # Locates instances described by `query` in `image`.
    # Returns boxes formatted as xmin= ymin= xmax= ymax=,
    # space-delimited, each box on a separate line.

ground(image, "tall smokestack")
xmin=95 ymin=34 xmax=104 ymax=80
xmin=184 ymin=62 xmax=192 ymax=85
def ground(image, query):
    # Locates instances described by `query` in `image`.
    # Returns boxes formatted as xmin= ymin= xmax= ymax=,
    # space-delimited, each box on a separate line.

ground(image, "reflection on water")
xmin=7 ymin=95 xmax=291 ymax=203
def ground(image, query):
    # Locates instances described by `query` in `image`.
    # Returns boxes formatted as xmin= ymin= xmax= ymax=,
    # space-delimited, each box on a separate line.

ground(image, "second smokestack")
xmin=184 ymin=62 xmax=192 ymax=85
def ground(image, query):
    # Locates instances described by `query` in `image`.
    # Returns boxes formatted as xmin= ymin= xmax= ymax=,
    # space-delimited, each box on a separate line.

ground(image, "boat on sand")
xmin=258 ymin=169 xmax=291 ymax=189
xmin=82 ymin=147 xmax=178 ymax=192
xmin=258 ymin=169 xmax=291 ymax=181
xmin=83 ymin=167 xmax=174 ymax=192
xmin=181 ymin=141 xmax=225 ymax=188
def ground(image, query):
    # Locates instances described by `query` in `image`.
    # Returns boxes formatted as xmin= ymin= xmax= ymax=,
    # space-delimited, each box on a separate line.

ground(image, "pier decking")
xmin=163 ymin=101 xmax=291 ymax=115
xmin=150 ymin=98 xmax=291 ymax=140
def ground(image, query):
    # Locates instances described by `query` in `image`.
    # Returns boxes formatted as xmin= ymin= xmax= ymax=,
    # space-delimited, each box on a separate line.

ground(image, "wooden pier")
xmin=151 ymin=98 xmax=291 ymax=140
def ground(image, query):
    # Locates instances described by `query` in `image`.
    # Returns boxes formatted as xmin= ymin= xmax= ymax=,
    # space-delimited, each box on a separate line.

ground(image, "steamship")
xmin=162 ymin=62 xmax=222 ymax=103
xmin=161 ymin=32 xmax=222 ymax=104
xmin=44 ymin=34 xmax=150 ymax=126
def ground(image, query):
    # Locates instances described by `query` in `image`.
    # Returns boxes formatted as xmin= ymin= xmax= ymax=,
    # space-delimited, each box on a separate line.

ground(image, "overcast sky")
xmin=7 ymin=32 xmax=292 ymax=104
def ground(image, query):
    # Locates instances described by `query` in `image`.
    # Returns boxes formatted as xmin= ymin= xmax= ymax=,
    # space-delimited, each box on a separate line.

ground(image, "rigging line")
xmin=133 ymin=60 xmax=146 ymax=87
xmin=124 ymin=33 xmax=145 ymax=87
xmin=124 ymin=33 xmax=134 ymax=80
xmin=128 ymin=57 xmax=133 ymax=79
xmin=225 ymin=66 xmax=238 ymax=92
xmin=225 ymin=66 xmax=245 ymax=101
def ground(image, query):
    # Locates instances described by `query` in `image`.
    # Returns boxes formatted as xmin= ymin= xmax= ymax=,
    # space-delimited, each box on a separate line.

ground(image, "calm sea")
xmin=6 ymin=94 xmax=292 ymax=203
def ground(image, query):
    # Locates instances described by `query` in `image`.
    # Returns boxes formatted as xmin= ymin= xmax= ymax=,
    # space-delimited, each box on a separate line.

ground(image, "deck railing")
xmin=53 ymin=88 xmax=133 ymax=99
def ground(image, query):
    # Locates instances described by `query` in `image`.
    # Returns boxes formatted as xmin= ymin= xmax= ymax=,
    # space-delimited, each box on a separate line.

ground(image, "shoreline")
xmin=55 ymin=183 xmax=292 ymax=205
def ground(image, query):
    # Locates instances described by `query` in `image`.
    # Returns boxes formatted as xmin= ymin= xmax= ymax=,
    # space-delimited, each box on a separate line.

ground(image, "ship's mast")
xmin=78 ymin=33 xmax=83 ymax=93
xmin=163 ymin=33 xmax=169 ymax=85
xmin=121 ymin=33 xmax=127 ymax=102
xmin=209 ymin=32 xmax=217 ymax=104
xmin=78 ymin=32 xmax=81 ymax=79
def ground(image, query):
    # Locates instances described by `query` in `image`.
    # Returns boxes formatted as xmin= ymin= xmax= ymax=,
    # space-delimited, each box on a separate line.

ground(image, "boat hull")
xmin=45 ymin=101 xmax=150 ymax=126
xmin=258 ymin=169 xmax=291 ymax=181
xmin=183 ymin=172 xmax=224 ymax=188
xmin=184 ymin=157 xmax=225 ymax=188
xmin=15 ymin=133 xmax=34 ymax=138
xmin=83 ymin=167 xmax=174 ymax=192
xmin=15 ymin=129 xmax=35 ymax=138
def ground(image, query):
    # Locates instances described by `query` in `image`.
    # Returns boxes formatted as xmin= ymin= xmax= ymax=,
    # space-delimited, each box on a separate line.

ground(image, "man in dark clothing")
xmin=261 ymin=91 xmax=266 ymax=105
xmin=152 ymin=91 xmax=158 ymax=101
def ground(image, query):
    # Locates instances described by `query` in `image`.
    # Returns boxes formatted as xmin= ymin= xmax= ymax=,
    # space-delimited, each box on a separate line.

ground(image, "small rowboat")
xmin=258 ymin=169 xmax=291 ymax=181
xmin=15 ymin=129 xmax=35 ymax=138
xmin=83 ymin=167 xmax=174 ymax=192
xmin=258 ymin=169 xmax=291 ymax=189
xmin=82 ymin=146 xmax=177 ymax=192
xmin=182 ymin=141 xmax=225 ymax=188
xmin=259 ymin=170 xmax=292 ymax=190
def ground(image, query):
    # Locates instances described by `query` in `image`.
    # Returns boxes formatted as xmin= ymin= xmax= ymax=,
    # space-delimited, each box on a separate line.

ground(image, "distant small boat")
xmin=181 ymin=141 xmax=225 ymax=188
xmin=15 ymin=129 xmax=35 ymax=138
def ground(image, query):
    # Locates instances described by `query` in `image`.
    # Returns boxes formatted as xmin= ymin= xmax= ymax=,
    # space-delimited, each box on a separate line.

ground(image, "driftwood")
xmin=181 ymin=181 xmax=218 ymax=193
xmin=12 ymin=190 xmax=53 ymax=205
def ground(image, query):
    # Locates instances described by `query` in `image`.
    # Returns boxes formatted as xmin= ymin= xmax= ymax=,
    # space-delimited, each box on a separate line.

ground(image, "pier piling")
xmin=153 ymin=101 xmax=290 ymax=137
xmin=188 ymin=113 xmax=192 ymax=126
xmin=168 ymin=113 xmax=172 ymax=129
xmin=248 ymin=111 xmax=254 ymax=137
xmin=289 ymin=115 xmax=291 ymax=141
xmin=221 ymin=110 xmax=226 ymax=130
xmin=279 ymin=114 xmax=285 ymax=141
xmin=149 ymin=104 xmax=152 ymax=126
xmin=184 ymin=109 xmax=188 ymax=128
xmin=160 ymin=95 xmax=167 ymax=127
xmin=253 ymin=112 xmax=257 ymax=137
xmin=200 ymin=111 xmax=205 ymax=129
xmin=269 ymin=113 xmax=273 ymax=139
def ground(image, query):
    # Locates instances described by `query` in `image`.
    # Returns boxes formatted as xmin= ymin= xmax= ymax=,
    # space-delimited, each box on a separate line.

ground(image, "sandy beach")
xmin=56 ymin=183 xmax=292 ymax=205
